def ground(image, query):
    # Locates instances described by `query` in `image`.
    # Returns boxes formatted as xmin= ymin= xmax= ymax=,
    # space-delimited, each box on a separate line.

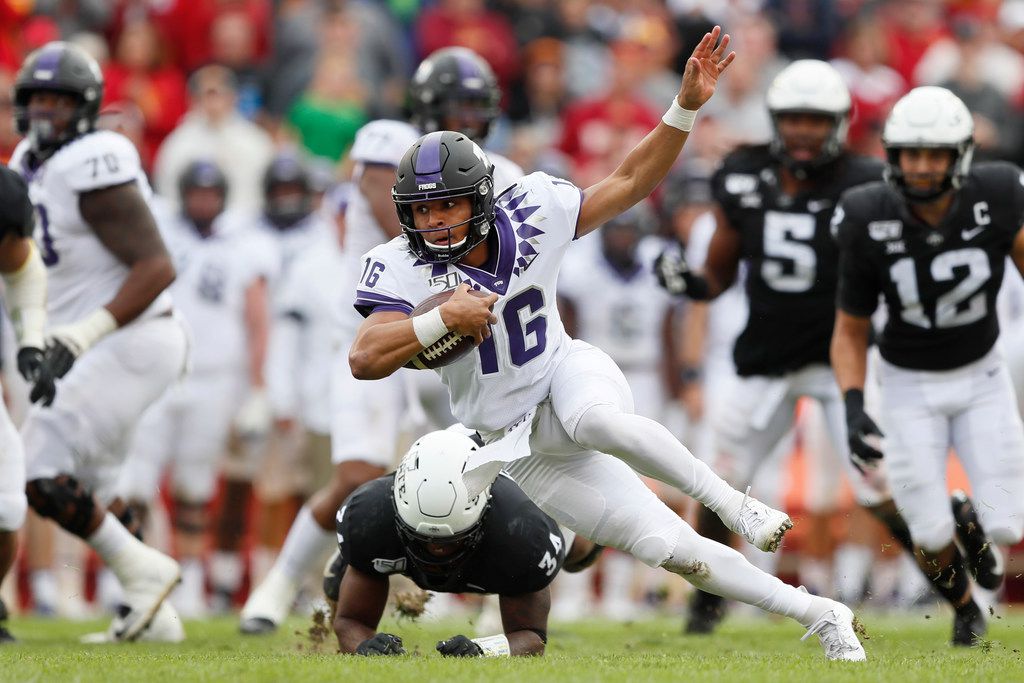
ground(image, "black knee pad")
xmin=25 ymin=476 xmax=96 ymax=538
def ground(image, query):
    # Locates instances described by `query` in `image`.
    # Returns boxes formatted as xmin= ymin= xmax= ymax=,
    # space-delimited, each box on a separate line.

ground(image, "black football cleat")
xmin=951 ymin=490 xmax=1004 ymax=590
xmin=239 ymin=617 xmax=277 ymax=636
xmin=0 ymin=598 xmax=14 ymax=644
xmin=951 ymin=599 xmax=987 ymax=647
xmin=684 ymin=589 xmax=726 ymax=635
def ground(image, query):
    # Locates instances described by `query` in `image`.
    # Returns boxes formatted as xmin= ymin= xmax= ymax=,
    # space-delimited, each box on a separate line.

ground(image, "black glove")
xmin=436 ymin=634 xmax=483 ymax=657
xmin=16 ymin=346 xmax=44 ymax=383
xmin=21 ymin=347 xmax=57 ymax=407
xmin=654 ymin=247 xmax=710 ymax=300
xmin=355 ymin=633 xmax=405 ymax=656
xmin=43 ymin=339 xmax=77 ymax=379
xmin=844 ymin=388 xmax=884 ymax=474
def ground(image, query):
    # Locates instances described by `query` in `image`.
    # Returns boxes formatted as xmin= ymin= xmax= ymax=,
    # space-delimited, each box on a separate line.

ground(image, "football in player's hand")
xmin=405 ymin=288 xmax=490 ymax=370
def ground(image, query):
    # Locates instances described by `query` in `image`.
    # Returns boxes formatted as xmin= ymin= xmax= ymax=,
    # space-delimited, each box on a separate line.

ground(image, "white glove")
xmin=234 ymin=388 xmax=272 ymax=440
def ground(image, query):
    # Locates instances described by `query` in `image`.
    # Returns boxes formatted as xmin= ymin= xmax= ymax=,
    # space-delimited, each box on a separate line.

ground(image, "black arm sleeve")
xmin=0 ymin=166 xmax=34 ymax=238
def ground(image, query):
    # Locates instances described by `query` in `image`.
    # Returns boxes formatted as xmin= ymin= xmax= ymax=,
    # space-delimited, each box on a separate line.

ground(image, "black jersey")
xmin=0 ymin=165 xmax=34 ymax=240
xmin=712 ymin=146 xmax=884 ymax=376
xmin=835 ymin=162 xmax=1024 ymax=371
xmin=338 ymin=472 xmax=565 ymax=595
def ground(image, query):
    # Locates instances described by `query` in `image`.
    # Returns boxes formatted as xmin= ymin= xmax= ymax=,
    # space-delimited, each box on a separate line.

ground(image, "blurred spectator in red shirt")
xmin=558 ymin=38 xmax=661 ymax=186
xmin=878 ymin=0 xmax=950 ymax=85
xmin=831 ymin=15 xmax=906 ymax=157
xmin=415 ymin=0 xmax=520 ymax=90
xmin=161 ymin=0 xmax=271 ymax=73
xmin=0 ymin=12 xmax=60 ymax=72
xmin=0 ymin=68 xmax=19 ymax=163
xmin=104 ymin=18 xmax=188 ymax=171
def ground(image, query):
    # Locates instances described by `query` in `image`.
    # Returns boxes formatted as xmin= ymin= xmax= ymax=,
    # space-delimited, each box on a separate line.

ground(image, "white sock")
xmin=600 ymin=551 xmax=636 ymax=610
xmin=551 ymin=569 xmax=592 ymax=616
xmin=662 ymin=522 xmax=830 ymax=628
xmin=833 ymin=544 xmax=873 ymax=603
xmin=30 ymin=569 xmax=58 ymax=610
xmin=209 ymin=551 xmax=243 ymax=593
xmin=575 ymin=406 xmax=743 ymax=516
xmin=180 ymin=559 xmax=205 ymax=596
xmin=277 ymin=507 xmax=334 ymax=583
xmin=799 ymin=557 xmax=833 ymax=597
xmin=87 ymin=513 xmax=138 ymax=563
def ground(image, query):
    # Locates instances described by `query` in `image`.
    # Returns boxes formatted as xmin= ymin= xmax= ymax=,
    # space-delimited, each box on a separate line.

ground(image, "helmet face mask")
xmin=409 ymin=47 xmax=501 ymax=143
xmin=263 ymin=154 xmax=313 ymax=230
xmin=14 ymin=42 xmax=104 ymax=160
xmin=391 ymin=431 xmax=491 ymax=581
xmin=765 ymin=60 xmax=851 ymax=178
xmin=882 ymin=87 xmax=975 ymax=204
xmin=393 ymin=131 xmax=495 ymax=264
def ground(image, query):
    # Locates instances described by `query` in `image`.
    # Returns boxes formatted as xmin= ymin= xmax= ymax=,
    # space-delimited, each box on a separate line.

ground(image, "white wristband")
xmin=662 ymin=99 xmax=697 ymax=132
xmin=412 ymin=306 xmax=449 ymax=348
xmin=472 ymin=633 xmax=510 ymax=657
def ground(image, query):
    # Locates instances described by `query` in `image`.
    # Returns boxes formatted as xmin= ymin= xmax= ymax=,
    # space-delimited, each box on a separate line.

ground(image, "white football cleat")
xmin=81 ymin=601 xmax=185 ymax=644
xmin=801 ymin=602 xmax=867 ymax=661
xmin=106 ymin=544 xmax=181 ymax=641
xmin=725 ymin=487 xmax=793 ymax=553
xmin=239 ymin=567 xmax=298 ymax=635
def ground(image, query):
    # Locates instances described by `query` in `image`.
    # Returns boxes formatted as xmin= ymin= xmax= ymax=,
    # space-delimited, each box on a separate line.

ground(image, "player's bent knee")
xmin=0 ymin=492 xmax=27 ymax=531
xmin=25 ymin=475 xmax=97 ymax=537
xmin=911 ymin=516 xmax=956 ymax=554
xmin=573 ymin=406 xmax=635 ymax=455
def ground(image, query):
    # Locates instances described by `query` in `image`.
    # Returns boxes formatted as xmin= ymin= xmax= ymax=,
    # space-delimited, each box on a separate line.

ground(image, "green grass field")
xmin=3 ymin=610 xmax=1023 ymax=683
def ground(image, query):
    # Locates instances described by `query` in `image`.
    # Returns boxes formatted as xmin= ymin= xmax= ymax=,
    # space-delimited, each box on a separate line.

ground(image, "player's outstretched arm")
xmin=350 ymin=283 xmax=498 ymax=380
xmin=333 ymin=565 xmax=393 ymax=655
xmin=576 ymin=26 xmax=735 ymax=238
xmin=498 ymin=587 xmax=551 ymax=656
xmin=831 ymin=310 xmax=883 ymax=470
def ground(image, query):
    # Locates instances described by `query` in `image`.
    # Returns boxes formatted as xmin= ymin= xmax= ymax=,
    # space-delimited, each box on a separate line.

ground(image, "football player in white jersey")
xmin=0 ymin=165 xmax=50 ymax=642
xmin=10 ymin=42 xmax=189 ymax=642
xmin=349 ymin=29 xmax=866 ymax=661
xmin=119 ymin=160 xmax=277 ymax=617
xmin=240 ymin=47 xmax=523 ymax=633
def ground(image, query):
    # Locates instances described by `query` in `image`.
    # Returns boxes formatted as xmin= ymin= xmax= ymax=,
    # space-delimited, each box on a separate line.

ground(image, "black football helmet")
xmin=14 ymin=41 xmax=104 ymax=159
xmin=408 ymin=47 xmax=501 ymax=142
xmin=179 ymin=160 xmax=228 ymax=234
xmin=393 ymin=131 xmax=495 ymax=264
xmin=263 ymin=153 xmax=313 ymax=229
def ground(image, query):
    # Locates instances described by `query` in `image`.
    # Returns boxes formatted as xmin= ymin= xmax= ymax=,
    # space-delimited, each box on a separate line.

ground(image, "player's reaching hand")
xmin=654 ymin=247 xmax=710 ymax=300
xmin=436 ymin=634 xmax=484 ymax=657
xmin=355 ymin=632 xmax=405 ymax=656
xmin=677 ymin=26 xmax=736 ymax=111
xmin=844 ymin=388 xmax=884 ymax=474
xmin=439 ymin=282 xmax=499 ymax=346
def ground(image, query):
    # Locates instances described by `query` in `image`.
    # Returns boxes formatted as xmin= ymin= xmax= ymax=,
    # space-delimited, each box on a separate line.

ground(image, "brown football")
xmin=405 ymin=289 xmax=488 ymax=370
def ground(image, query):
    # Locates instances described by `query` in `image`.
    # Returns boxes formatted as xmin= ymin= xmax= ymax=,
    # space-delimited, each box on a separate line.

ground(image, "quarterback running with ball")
xmin=349 ymin=28 xmax=865 ymax=661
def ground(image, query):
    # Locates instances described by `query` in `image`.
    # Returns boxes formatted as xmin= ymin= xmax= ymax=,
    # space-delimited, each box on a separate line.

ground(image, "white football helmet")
xmin=881 ymin=86 xmax=975 ymax=201
xmin=765 ymin=59 xmax=851 ymax=175
xmin=392 ymin=430 xmax=490 ymax=571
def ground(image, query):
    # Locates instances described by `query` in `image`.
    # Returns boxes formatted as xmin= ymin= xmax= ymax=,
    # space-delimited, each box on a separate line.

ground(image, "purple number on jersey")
xmin=477 ymin=287 xmax=547 ymax=375
xmin=36 ymin=204 xmax=58 ymax=266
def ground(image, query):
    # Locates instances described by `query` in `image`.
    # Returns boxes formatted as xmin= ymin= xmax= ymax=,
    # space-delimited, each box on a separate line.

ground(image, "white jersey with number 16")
xmin=354 ymin=172 xmax=583 ymax=432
